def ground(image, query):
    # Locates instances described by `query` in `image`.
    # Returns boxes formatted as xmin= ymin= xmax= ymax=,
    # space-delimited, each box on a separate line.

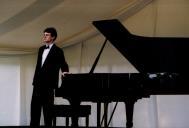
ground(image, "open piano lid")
xmin=93 ymin=19 xmax=189 ymax=73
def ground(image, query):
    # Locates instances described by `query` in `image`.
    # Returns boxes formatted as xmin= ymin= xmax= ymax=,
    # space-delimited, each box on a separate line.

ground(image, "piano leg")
xmin=97 ymin=102 xmax=101 ymax=127
xmin=125 ymin=98 xmax=136 ymax=128
xmin=67 ymin=97 xmax=81 ymax=127
xmin=104 ymin=102 xmax=109 ymax=127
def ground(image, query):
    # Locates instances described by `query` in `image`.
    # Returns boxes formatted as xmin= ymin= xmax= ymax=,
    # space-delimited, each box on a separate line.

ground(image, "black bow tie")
xmin=45 ymin=45 xmax=49 ymax=49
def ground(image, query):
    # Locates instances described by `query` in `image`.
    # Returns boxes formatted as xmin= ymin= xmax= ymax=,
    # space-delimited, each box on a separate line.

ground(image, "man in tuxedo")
xmin=30 ymin=27 xmax=69 ymax=126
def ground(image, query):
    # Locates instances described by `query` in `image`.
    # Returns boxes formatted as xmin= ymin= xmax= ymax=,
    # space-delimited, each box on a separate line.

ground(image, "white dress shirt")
xmin=41 ymin=43 xmax=54 ymax=66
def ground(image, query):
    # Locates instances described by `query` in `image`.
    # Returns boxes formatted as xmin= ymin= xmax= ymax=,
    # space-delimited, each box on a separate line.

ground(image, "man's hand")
xmin=62 ymin=72 xmax=69 ymax=77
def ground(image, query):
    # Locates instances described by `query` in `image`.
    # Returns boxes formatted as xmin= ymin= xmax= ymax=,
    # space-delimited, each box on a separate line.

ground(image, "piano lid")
xmin=92 ymin=19 xmax=189 ymax=73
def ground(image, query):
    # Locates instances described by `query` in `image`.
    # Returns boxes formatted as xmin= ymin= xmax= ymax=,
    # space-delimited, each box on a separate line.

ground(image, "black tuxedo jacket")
xmin=32 ymin=44 xmax=69 ymax=89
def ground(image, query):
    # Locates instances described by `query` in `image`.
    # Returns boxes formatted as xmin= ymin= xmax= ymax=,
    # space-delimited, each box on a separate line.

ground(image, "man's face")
xmin=43 ymin=32 xmax=54 ymax=44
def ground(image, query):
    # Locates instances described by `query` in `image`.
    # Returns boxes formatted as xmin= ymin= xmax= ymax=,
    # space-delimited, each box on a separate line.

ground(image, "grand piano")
xmin=55 ymin=19 xmax=189 ymax=128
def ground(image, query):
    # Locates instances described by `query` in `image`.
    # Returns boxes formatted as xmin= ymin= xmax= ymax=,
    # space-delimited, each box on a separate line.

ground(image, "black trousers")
xmin=30 ymin=86 xmax=54 ymax=126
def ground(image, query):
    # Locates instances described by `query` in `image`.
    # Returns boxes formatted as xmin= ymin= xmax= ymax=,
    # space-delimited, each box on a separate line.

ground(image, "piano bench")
xmin=52 ymin=105 xmax=91 ymax=127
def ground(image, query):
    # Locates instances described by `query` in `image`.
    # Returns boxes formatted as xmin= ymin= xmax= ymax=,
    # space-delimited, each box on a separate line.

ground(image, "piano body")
xmin=55 ymin=19 xmax=189 ymax=128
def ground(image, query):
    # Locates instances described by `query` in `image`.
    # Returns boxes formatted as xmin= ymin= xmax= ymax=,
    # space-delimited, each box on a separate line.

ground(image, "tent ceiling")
xmin=0 ymin=0 xmax=152 ymax=54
